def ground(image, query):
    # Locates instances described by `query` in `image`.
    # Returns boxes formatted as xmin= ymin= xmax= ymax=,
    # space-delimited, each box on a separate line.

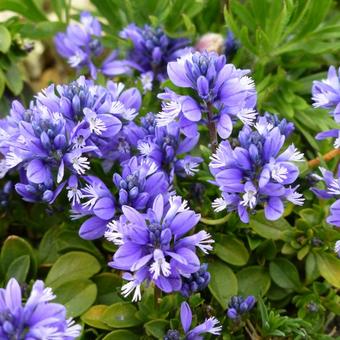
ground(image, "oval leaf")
xmin=5 ymin=255 xmax=30 ymax=284
xmin=208 ymin=259 xmax=238 ymax=309
xmin=45 ymin=251 xmax=101 ymax=288
xmin=103 ymin=302 xmax=142 ymax=328
xmin=214 ymin=233 xmax=249 ymax=266
xmin=103 ymin=330 xmax=139 ymax=340
xmin=81 ymin=305 xmax=112 ymax=330
xmin=237 ymin=266 xmax=271 ymax=297
xmin=316 ymin=252 xmax=340 ymax=288
xmin=0 ymin=25 xmax=11 ymax=53
xmin=53 ymin=279 xmax=97 ymax=318
xmin=269 ymin=258 xmax=301 ymax=291
xmin=144 ymin=319 xmax=169 ymax=338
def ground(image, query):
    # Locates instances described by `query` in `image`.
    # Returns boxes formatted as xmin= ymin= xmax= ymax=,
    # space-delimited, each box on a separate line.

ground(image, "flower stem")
xmin=207 ymin=102 xmax=218 ymax=153
xmin=308 ymin=148 xmax=340 ymax=168
xmin=200 ymin=213 xmax=230 ymax=225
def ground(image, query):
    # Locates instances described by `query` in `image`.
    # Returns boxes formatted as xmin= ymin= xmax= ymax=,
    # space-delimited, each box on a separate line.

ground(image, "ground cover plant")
xmin=0 ymin=0 xmax=339 ymax=339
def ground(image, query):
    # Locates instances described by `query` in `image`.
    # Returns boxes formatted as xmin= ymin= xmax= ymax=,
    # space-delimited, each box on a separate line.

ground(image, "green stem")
xmin=154 ymin=285 xmax=161 ymax=309
xmin=200 ymin=213 xmax=230 ymax=225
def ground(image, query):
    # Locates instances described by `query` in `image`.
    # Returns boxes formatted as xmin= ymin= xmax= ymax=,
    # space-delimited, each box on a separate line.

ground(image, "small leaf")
xmin=305 ymin=252 xmax=319 ymax=284
xmin=5 ymin=255 xmax=30 ymax=284
xmin=269 ymin=258 xmax=301 ymax=290
xmin=93 ymin=273 xmax=122 ymax=305
xmin=81 ymin=305 xmax=112 ymax=330
xmin=237 ymin=266 xmax=271 ymax=297
xmin=53 ymin=279 xmax=97 ymax=318
xmin=103 ymin=302 xmax=142 ymax=328
xmin=144 ymin=319 xmax=169 ymax=338
xmin=102 ymin=330 xmax=139 ymax=340
xmin=249 ymin=211 xmax=290 ymax=240
xmin=208 ymin=259 xmax=238 ymax=309
xmin=214 ymin=234 xmax=249 ymax=266
xmin=316 ymin=252 xmax=340 ymax=288
xmin=0 ymin=25 xmax=11 ymax=53
xmin=45 ymin=251 xmax=101 ymax=289
xmin=1 ymin=235 xmax=37 ymax=278
xmin=5 ymin=63 xmax=23 ymax=95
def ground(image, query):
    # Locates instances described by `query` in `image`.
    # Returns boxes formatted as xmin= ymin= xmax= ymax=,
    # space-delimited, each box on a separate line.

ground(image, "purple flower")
xmin=120 ymin=24 xmax=190 ymax=81
xmin=180 ymin=263 xmax=210 ymax=297
xmin=311 ymin=66 xmax=340 ymax=148
xmin=137 ymin=113 xmax=202 ymax=178
xmin=224 ymin=30 xmax=240 ymax=60
xmin=0 ymin=278 xmax=81 ymax=339
xmin=311 ymin=167 xmax=340 ymax=227
xmin=74 ymin=156 xmax=169 ymax=240
xmin=158 ymin=51 xmax=257 ymax=139
xmin=106 ymin=194 xmax=214 ymax=300
xmin=55 ymin=12 xmax=129 ymax=79
xmin=227 ymin=295 xmax=256 ymax=321
xmin=210 ymin=115 xmax=304 ymax=223
xmin=164 ymin=302 xmax=222 ymax=339
xmin=113 ymin=156 xmax=169 ymax=209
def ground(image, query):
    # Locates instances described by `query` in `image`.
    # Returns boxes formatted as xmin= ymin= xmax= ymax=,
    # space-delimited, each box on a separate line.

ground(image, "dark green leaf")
xmin=102 ymin=330 xmax=139 ymax=340
xmin=237 ymin=266 xmax=271 ymax=297
xmin=144 ymin=319 xmax=169 ymax=338
xmin=5 ymin=63 xmax=23 ymax=95
xmin=5 ymin=255 xmax=30 ymax=283
xmin=269 ymin=258 xmax=301 ymax=291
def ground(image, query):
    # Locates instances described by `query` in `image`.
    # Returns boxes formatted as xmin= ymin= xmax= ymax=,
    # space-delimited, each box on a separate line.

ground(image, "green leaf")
xmin=0 ymin=26 xmax=11 ymax=53
xmin=0 ymin=235 xmax=37 ymax=278
xmin=214 ymin=233 xmax=249 ymax=266
xmin=316 ymin=252 xmax=340 ymax=288
xmin=0 ymin=68 xmax=5 ymax=97
xmin=54 ymin=279 xmax=97 ymax=318
xmin=0 ymin=0 xmax=46 ymax=22
xmin=305 ymin=252 xmax=319 ymax=284
xmin=93 ymin=273 xmax=122 ymax=305
xmin=102 ymin=302 xmax=142 ymax=328
xmin=5 ymin=63 xmax=23 ymax=95
xmin=249 ymin=212 xmax=291 ymax=240
xmin=208 ymin=259 xmax=238 ymax=309
xmin=81 ymin=305 xmax=112 ymax=330
xmin=5 ymin=255 xmax=30 ymax=284
xmin=237 ymin=266 xmax=271 ymax=297
xmin=144 ymin=319 xmax=169 ymax=338
xmin=45 ymin=251 xmax=101 ymax=289
xmin=20 ymin=21 xmax=65 ymax=39
xmin=269 ymin=258 xmax=301 ymax=291
xmin=102 ymin=330 xmax=139 ymax=340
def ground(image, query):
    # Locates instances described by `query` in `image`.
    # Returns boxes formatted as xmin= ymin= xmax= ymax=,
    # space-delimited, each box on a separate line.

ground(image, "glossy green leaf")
xmin=5 ymin=255 xmax=30 ymax=284
xmin=237 ymin=266 xmax=271 ymax=297
xmin=0 ymin=26 xmax=11 ymax=53
xmin=214 ymin=233 xmax=249 ymax=266
xmin=102 ymin=302 xmax=142 ymax=328
xmin=249 ymin=212 xmax=291 ymax=240
xmin=316 ymin=252 xmax=340 ymax=288
xmin=208 ymin=259 xmax=238 ymax=309
xmin=45 ymin=251 xmax=101 ymax=289
xmin=5 ymin=63 xmax=23 ymax=95
xmin=81 ymin=305 xmax=112 ymax=330
xmin=102 ymin=330 xmax=139 ymax=340
xmin=54 ymin=279 xmax=97 ymax=318
xmin=269 ymin=258 xmax=301 ymax=290
xmin=0 ymin=235 xmax=37 ymax=278
xmin=144 ymin=319 xmax=169 ymax=338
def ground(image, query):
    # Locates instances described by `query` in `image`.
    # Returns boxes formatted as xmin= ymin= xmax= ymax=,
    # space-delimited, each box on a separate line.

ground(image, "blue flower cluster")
xmin=55 ymin=12 xmax=129 ymax=79
xmin=0 ymin=76 xmax=141 ymax=204
xmin=0 ymin=278 xmax=81 ymax=339
xmin=310 ymin=66 xmax=340 ymax=227
xmin=157 ymin=50 xmax=257 ymax=141
xmin=227 ymin=295 xmax=256 ymax=321
xmin=209 ymin=115 xmax=304 ymax=222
